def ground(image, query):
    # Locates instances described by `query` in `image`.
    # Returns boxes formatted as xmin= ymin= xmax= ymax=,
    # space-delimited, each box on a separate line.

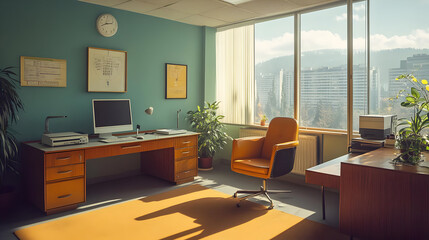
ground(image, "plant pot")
xmin=261 ymin=120 xmax=266 ymax=126
xmin=0 ymin=185 xmax=17 ymax=215
xmin=198 ymin=157 xmax=213 ymax=170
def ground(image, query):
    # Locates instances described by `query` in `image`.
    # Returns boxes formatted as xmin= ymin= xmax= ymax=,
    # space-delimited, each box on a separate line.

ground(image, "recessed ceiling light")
xmin=222 ymin=0 xmax=254 ymax=5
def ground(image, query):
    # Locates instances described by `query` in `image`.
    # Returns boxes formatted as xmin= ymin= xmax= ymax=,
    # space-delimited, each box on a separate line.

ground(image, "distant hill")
xmin=255 ymin=48 xmax=429 ymax=74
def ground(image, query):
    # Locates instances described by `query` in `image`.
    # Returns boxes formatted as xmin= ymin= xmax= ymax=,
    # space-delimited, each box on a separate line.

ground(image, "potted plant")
xmin=0 ymin=67 xmax=24 ymax=212
xmin=393 ymin=74 xmax=429 ymax=165
xmin=187 ymin=101 xmax=231 ymax=170
xmin=260 ymin=115 xmax=268 ymax=126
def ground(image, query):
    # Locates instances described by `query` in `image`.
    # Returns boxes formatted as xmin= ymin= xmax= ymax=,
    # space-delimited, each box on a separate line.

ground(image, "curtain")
xmin=216 ymin=25 xmax=255 ymax=125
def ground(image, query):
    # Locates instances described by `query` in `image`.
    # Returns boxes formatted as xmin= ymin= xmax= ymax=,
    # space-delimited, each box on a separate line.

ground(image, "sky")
xmin=255 ymin=0 xmax=429 ymax=64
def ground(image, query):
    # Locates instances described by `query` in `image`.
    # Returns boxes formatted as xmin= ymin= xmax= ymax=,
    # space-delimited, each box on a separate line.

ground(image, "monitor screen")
xmin=92 ymin=99 xmax=133 ymax=138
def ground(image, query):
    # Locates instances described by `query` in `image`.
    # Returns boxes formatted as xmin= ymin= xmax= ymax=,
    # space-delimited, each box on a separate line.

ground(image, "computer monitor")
xmin=92 ymin=99 xmax=133 ymax=139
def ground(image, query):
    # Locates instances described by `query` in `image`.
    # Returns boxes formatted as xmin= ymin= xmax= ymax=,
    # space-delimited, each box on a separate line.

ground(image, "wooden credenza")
xmin=22 ymin=132 xmax=199 ymax=215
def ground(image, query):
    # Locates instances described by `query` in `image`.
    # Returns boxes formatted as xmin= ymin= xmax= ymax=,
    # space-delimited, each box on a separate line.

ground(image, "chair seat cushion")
xmin=232 ymin=158 xmax=270 ymax=175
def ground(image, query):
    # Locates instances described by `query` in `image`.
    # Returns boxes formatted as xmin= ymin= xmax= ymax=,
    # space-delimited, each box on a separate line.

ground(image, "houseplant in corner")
xmin=0 ymin=67 xmax=24 ymax=212
xmin=187 ymin=101 xmax=231 ymax=170
xmin=393 ymin=74 xmax=429 ymax=165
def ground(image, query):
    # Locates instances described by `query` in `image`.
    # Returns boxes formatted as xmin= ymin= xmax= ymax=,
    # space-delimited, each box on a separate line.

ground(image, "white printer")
xmin=42 ymin=132 xmax=89 ymax=147
xmin=359 ymin=115 xmax=397 ymax=140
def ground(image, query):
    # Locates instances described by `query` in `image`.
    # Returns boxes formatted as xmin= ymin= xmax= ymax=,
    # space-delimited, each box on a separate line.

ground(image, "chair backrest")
xmin=261 ymin=117 xmax=298 ymax=160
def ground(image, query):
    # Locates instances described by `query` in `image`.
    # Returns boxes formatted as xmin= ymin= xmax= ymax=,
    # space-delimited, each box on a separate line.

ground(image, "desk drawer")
xmin=175 ymin=146 xmax=196 ymax=160
xmin=175 ymin=136 xmax=197 ymax=148
xmin=46 ymin=150 xmax=84 ymax=167
xmin=111 ymin=142 xmax=143 ymax=155
xmin=176 ymin=169 xmax=197 ymax=181
xmin=46 ymin=177 xmax=85 ymax=210
xmin=175 ymin=157 xmax=197 ymax=173
xmin=46 ymin=164 xmax=84 ymax=182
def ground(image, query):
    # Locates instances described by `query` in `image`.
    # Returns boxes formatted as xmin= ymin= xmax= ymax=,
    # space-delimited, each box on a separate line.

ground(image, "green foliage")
xmin=394 ymin=132 xmax=427 ymax=165
xmin=186 ymin=101 xmax=232 ymax=158
xmin=0 ymin=67 xmax=23 ymax=188
xmin=394 ymin=74 xmax=429 ymax=165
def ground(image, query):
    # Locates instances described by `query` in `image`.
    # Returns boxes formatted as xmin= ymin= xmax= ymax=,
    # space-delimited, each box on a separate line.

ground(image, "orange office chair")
xmin=231 ymin=117 xmax=299 ymax=209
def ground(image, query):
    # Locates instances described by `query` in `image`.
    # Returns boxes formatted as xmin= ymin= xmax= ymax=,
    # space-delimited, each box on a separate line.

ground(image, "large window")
xmin=216 ymin=0 xmax=429 ymax=134
xmin=300 ymin=5 xmax=347 ymax=130
xmin=254 ymin=17 xmax=294 ymax=123
xmin=369 ymin=0 xmax=429 ymax=121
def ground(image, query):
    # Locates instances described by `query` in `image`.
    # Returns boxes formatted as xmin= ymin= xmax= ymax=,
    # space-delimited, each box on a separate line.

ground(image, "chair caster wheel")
xmin=233 ymin=193 xmax=237 ymax=198
xmin=236 ymin=204 xmax=240 ymax=208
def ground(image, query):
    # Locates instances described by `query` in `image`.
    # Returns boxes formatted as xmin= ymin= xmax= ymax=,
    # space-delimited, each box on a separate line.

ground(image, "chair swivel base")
xmin=233 ymin=179 xmax=291 ymax=209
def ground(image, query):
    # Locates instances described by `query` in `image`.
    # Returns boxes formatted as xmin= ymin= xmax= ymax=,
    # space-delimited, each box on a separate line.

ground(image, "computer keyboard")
xmin=99 ymin=136 xmax=136 ymax=143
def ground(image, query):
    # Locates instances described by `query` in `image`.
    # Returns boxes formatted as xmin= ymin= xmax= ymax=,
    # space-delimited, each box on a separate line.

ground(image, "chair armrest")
xmin=268 ymin=140 xmax=299 ymax=168
xmin=273 ymin=140 xmax=299 ymax=152
xmin=231 ymin=136 xmax=265 ymax=160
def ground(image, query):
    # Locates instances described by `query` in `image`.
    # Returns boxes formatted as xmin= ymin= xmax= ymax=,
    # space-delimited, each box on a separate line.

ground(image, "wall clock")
xmin=96 ymin=13 xmax=118 ymax=37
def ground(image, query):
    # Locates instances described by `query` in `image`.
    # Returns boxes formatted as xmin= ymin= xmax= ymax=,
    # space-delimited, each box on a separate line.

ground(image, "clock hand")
xmin=101 ymin=22 xmax=112 ymax=26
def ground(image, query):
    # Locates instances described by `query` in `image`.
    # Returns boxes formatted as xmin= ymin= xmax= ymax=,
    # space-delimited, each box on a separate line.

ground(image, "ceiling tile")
xmin=238 ymin=0 xmax=301 ymax=15
xmin=202 ymin=5 xmax=258 ymax=23
xmin=178 ymin=14 xmax=228 ymax=27
xmin=167 ymin=0 xmax=228 ymax=14
xmin=79 ymin=0 xmax=126 ymax=7
xmin=288 ymin=0 xmax=335 ymax=8
xmin=146 ymin=7 xmax=192 ymax=21
xmin=115 ymin=0 xmax=160 ymax=14
xmin=136 ymin=0 xmax=178 ymax=5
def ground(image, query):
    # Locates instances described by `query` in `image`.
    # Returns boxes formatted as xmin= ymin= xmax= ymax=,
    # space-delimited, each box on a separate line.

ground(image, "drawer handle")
xmin=57 ymin=170 xmax=72 ymax=174
xmin=57 ymin=194 xmax=72 ymax=199
xmin=182 ymin=141 xmax=191 ymax=144
xmin=181 ymin=151 xmax=190 ymax=154
xmin=121 ymin=145 xmax=140 ymax=150
xmin=56 ymin=156 xmax=71 ymax=161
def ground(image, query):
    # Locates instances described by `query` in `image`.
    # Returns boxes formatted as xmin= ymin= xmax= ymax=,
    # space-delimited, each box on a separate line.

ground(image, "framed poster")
xmin=88 ymin=47 xmax=127 ymax=92
xmin=165 ymin=63 xmax=187 ymax=99
xmin=20 ymin=56 xmax=67 ymax=87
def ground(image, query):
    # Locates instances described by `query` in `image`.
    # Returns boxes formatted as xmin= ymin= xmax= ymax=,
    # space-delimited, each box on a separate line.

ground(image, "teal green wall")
xmin=1 ymin=0 xmax=215 ymax=142
xmin=203 ymin=27 xmax=217 ymax=103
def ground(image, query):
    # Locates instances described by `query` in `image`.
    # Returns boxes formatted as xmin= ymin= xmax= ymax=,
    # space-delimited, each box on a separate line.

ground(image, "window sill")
xmin=224 ymin=123 xmax=360 ymax=137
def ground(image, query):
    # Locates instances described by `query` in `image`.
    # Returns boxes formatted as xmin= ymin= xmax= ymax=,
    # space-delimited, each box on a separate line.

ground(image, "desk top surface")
xmin=307 ymin=148 xmax=429 ymax=177
xmin=343 ymin=147 xmax=429 ymax=175
xmin=24 ymin=131 xmax=199 ymax=153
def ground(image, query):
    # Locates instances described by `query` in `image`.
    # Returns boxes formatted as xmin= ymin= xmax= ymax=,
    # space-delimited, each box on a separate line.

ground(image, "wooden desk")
xmin=340 ymin=148 xmax=429 ymax=239
xmin=306 ymin=148 xmax=429 ymax=239
xmin=22 ymin=132 xmax=199 ymax=215
xmin=305 ymin=153 xmax=358 ymax=219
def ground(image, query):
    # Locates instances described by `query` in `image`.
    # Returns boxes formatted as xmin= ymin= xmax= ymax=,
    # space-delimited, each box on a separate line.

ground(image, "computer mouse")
xmin=136 ymin=135 xmax=144 ymax=139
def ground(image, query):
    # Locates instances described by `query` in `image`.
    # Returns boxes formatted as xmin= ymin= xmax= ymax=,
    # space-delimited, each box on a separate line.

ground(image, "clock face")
xmin=96 ymin=14 xmax=118 ymax=37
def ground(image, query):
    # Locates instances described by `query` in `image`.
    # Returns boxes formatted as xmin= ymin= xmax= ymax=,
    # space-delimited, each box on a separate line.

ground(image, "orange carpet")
xmin=15 ymin=184 xmax=348 ymax=240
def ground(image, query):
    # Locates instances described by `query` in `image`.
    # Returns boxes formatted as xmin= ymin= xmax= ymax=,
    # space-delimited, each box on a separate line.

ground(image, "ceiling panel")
xmin=167 ymin=0 xmax=228 ymax=14
xmin=146 ymin=7 xmax=192 ymax=21
xmin=202 ymin=5 xmax=258 ymax=23
xmin=238 ymin=0 xmax=301 ymax=16
xmin=136 ymin=0 xmax=179 ymax=5
xmin=115 ymin=1 xmax=160 ymax=14
xmin=178 ymin=14 xmax=227 ymax=27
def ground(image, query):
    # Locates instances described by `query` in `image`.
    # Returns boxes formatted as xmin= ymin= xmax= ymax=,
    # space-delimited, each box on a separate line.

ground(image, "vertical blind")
xmin=216 ymin=25 xmax=255 ymax=125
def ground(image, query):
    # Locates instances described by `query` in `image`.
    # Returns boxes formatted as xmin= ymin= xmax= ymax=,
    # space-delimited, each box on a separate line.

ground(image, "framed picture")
xmin=165 ymin=63 xmax=187 ymax=99
xmin=88 ymin=47 xmax=127 ymax=92
xmin=20 ymin=56 xmax=67 ymax=87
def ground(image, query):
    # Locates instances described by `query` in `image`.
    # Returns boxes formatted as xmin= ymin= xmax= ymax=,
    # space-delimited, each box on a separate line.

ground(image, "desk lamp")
xmin=136 ymin=107 xmax=154 ymax=137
